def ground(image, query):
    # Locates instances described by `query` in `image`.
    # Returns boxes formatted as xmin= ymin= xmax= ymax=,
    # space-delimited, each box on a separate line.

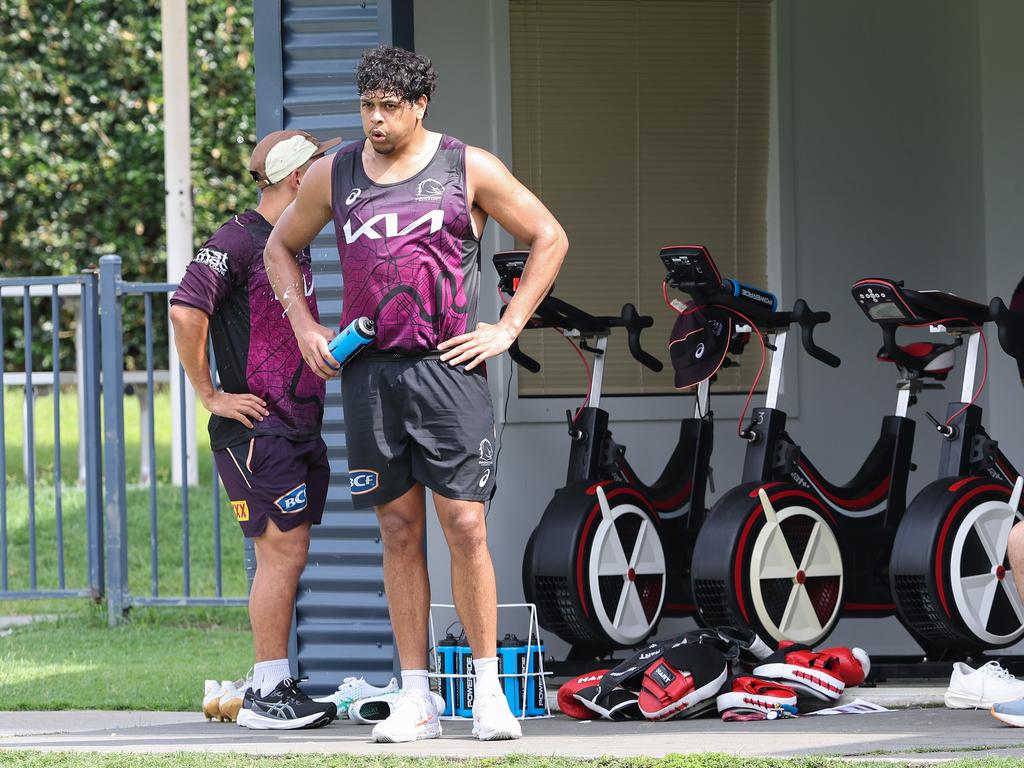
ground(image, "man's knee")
xmin=443 ymin=507 xmax=487 ymax=554
xmin=376 ymin=505 xmax=423 ymax=551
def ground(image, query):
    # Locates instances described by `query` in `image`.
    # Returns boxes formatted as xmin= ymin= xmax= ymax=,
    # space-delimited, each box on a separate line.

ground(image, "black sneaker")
xmin=236 ymin=678 xmax=337 ymax=730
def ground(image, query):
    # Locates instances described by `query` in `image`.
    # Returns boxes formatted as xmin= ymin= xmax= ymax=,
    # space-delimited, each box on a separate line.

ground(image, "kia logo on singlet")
xmin=343 ymin=211 xmax=444 ymax=244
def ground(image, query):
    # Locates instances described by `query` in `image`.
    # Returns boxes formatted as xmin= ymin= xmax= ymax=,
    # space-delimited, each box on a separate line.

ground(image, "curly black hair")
xmin=357 ymin=45 xmax=438 ymax=106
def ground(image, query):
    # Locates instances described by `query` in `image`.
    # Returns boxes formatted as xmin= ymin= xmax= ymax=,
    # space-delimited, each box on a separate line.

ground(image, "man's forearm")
xmin=264 ymin=236 xmax=316 ymax=333
xmin=500 ymin=230 xmax=567 ymax=334
xmin=170 ymin=308 xmax=217 ymax=404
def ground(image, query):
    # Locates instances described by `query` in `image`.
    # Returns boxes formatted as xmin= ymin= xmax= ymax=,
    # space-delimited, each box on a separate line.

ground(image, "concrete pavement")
xmin=3 ymin=695 xmax=1024 ymax=760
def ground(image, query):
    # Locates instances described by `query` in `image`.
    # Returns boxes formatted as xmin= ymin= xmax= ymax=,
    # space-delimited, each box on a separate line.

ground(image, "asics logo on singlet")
xmin=346 ymin=188 xmax=362 ymax=205
xmin=343 ymin=210 xmax=444 ymax=244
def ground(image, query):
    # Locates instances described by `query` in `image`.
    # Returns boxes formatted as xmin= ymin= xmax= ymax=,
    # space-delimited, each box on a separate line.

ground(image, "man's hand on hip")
xmin=298 ymin=322 xmax=342 ymax=380
xmin=203 ymin=391 xmax=270 ymax=429
xmin=438 ymin=321 xmax=517 ymax=371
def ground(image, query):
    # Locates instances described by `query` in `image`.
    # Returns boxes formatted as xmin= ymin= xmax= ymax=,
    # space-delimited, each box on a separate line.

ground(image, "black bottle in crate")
xmin=434 ymin=633 xmax=460 ymax=717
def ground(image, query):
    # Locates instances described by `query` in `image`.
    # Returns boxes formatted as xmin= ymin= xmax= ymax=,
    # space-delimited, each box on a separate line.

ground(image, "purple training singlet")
xmin=170 ymin=211 xmax=325 ymax=450
xmin=331 ymin=135 xmax=482 ymax=353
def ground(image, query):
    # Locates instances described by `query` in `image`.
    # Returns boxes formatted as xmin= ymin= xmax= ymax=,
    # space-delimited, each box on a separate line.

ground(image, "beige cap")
xmin=248 ymin=130 xmax=342 ymax=187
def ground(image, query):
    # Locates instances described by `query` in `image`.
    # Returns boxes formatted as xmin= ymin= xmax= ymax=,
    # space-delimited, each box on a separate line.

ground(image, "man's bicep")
xmin=468 ymin=148 xmax=562 ymax=245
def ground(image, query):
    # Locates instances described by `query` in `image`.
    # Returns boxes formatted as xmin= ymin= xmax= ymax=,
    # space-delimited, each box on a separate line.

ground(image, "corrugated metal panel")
xmin=256 ymin=0 xmax=405 ymax=694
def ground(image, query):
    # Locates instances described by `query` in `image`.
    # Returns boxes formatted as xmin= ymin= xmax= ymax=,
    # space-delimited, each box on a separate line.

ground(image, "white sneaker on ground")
xmin=945 ymin=661 xmax=1024 ymax=709
xmin=351 ymin=690 xmax=445 ymax=724
xmin=472 ymin=688 xmax=522 ymax=741
xmin=203 ymin=680 xmax=224 ymax=721
xmin=218 ymin=678 xmax=250 ymax=723
xmin=314 ymin=676 xmax=398 ymax=718
xmin=371 ymin=690 xmax=442 ymax=743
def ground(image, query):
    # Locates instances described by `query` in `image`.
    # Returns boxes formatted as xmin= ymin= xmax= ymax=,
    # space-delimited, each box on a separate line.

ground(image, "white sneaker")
xmin=371 ymin=690 xmax=442 ymax=743
xmin=218 ymin=678 xmax=250 ymax=723
xmin=472 ymin=688 xmax=522 ymax=741
xmin=946 ymin=661 xmax=1024 ymax=709
xmin=351 ymin=690 xmax=445 ymax=724
xmin=314 ymin=676 xmax=398 ymax=718
xmin=202 ymin=679 xmax=224 ymax=721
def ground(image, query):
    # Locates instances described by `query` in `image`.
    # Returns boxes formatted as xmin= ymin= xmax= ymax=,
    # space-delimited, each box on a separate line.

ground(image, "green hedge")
xmin=0 ymin=0 xmax=257 ymax=370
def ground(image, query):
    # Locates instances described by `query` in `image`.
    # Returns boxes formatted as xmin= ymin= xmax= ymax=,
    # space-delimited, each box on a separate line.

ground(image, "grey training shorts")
xmin=341 ymin=354 xmax=497 ymax=509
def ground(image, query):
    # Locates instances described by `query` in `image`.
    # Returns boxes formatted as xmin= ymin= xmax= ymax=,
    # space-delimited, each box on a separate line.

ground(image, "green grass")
xmin=0 ymin=604 xmax=251 ymax=710
xmin=1 ymin=387 xmax=247 ymax=599
xmin=1 ymin=755 xmax=1022 ymax=768
xmin=1 ymin=388 xmax=253 ymax=711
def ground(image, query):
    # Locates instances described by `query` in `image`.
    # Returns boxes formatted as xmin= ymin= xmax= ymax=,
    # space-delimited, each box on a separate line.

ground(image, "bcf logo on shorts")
xmin=274 ymin=484 xmax=308 ymax=514
xmin=350 ymin=469 xmax=379 ymax=495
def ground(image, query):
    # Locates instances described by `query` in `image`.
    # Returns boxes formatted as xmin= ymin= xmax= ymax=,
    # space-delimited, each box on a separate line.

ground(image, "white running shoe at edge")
xmin=945 ymin=661 xmax=1024 ymax=709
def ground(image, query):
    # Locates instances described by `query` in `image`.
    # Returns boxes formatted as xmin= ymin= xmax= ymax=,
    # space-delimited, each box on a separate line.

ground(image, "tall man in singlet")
xmin=264 ymin=46 xmax=567 ymax=742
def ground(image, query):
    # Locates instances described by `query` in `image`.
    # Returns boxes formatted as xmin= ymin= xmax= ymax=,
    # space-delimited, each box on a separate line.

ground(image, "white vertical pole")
xmin=162 ymin=0 xmax=198 ymax=487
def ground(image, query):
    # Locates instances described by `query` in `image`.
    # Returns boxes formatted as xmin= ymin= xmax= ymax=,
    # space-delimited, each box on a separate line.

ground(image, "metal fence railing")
xmin=99 ymin=255 xmax=248 ymax=623
xmin=0 ymin=273 xmax=103 ymax=601
xmin=1 ymin=257 xmax=249 ymax=623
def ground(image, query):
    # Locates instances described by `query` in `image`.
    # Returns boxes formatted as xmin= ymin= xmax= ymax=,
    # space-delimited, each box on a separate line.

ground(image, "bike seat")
xmin=875 ymin=341 xmax=955 ymax=380
xmin=852 ymin=279 xmax=988 ymax=328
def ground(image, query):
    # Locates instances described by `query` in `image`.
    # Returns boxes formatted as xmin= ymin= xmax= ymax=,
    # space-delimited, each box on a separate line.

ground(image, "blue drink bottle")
xmin=328 ymin=317 xmax=376 ymax=367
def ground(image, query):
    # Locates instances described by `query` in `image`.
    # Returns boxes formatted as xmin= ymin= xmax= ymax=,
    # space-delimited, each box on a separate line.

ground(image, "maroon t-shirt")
xmin=170 ymin=210 xmax=325 ymax=450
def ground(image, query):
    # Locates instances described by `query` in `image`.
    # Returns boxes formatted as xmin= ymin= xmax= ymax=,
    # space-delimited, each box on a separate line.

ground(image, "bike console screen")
xmin=660 ymin=245 xmax=723 ymax=293
xmin=494 ymin=250 xmax=529 ymax=295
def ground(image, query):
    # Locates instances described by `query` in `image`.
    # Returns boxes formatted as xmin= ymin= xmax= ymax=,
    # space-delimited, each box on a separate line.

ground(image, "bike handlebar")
xmin=501 ymin=301 xmax=663 ymax=374
xmin=621 ymin=303 xmax=663 ymax=373
xmin=990 ymin=297 xmax=1024 ymax=363
xmin=792 ymin=299 xmax=842 ymax=368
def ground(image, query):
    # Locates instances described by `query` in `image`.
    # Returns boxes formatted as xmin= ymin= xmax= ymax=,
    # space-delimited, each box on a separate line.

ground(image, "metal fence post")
xmin=100 ymin=256 xmax=129 ymax=624
xmin=81 ymin=270 xmax=104 ymax=599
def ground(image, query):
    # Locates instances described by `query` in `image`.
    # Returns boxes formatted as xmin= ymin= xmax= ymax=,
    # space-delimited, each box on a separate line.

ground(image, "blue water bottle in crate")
xmin=524 ymin=636 xmax=546 ymax=716
xmin=455 ymin=639 xmax=475 ymax=718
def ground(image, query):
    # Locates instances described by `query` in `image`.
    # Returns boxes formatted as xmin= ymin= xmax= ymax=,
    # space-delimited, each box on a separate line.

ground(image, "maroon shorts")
xmin=214 ymin=435 xmax=329 ymax=538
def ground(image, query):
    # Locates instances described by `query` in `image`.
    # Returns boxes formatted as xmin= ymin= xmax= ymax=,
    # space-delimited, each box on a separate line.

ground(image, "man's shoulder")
xmin=197 ymin=212 xmax=263 ymax=273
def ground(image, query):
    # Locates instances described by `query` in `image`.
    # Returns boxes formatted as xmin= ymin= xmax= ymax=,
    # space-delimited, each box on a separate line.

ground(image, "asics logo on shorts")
xmin=350 ymin=469 xmax=379 ymax=494
xmin=274 ymin=484 xmax=308 ymax=514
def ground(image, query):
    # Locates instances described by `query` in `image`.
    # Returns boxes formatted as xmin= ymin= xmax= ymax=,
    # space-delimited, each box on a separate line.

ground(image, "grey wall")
xmin=980 ymin=0 xmax=1024 ymax=466
xmin=415 ymin=0 xmax=1020 ymax=657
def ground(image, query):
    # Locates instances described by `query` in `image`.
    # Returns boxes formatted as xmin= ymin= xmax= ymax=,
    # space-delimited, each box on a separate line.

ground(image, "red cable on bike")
xmin=900 ymin=316 xmax=989 ymax=426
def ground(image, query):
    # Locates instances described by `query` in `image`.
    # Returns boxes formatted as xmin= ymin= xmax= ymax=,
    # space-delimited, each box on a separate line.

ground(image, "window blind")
xmin=509 ymin=0 xmax=772 ymax=395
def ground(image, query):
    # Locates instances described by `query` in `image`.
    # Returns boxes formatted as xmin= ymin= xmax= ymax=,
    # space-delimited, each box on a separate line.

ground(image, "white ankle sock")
xmin=401 ymin=669 xmax=430 ymax=695
xmin=253 ymin=659 xmax=291 ymax=697
xmin=473 ymin=656 xmax=501 ymax=697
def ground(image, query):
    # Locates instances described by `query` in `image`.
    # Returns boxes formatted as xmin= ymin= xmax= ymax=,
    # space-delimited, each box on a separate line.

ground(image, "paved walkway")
xmin=3 ymin=693 xmax=1023 ymax=760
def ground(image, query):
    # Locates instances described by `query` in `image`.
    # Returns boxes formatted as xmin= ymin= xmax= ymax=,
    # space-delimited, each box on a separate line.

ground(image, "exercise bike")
xmin=495 ymin=250 xmax=730 ymax=653
xmin=879 ymin=285 xmax=1024 ymax=652
xmin=665 ymin=246 xmax=873 ymax=648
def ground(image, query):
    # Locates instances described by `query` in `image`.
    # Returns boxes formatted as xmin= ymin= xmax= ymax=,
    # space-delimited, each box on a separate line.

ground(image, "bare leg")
xmin=377 ymin=484 xmax=430 ymax=669
xmin=250 ymin=521 xmax=310 ymax=661
xmin=433 ymin=494 xmax=496 ymax=659
xmin=1008 ymin=521 xmax=1024 ymax=607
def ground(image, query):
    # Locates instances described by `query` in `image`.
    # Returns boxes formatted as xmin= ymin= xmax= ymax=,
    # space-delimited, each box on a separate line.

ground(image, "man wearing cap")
xmin=263 ymin=45 xmax=568 ymax=743
xmin=169 ymin=129 xmax=341 ymax=730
